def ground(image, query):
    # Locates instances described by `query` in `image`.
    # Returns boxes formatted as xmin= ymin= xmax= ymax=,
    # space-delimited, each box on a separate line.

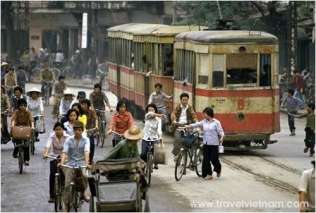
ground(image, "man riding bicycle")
xmin=171 ymin=93 xmax=197 ymax=159
xmin=59 ymin=121 xmax=91 ymax=210
xmin=148 ymin=83 xmax=172 ymax=131
xmin=40 ymin=63 xmax=55 ymax=98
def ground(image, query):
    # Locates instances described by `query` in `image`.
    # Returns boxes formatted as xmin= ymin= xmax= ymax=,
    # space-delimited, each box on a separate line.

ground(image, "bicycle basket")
xmin=182 ymin=134 xmax=197 ymax=146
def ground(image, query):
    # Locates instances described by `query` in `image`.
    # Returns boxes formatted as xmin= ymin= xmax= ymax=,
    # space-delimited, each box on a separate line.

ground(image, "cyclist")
xmin=16 ymin=65 xmax=28 ymax=92
xmin=40 ymin=64 xmax=55 ymax=98
xmin=70 ymin=91 xmax=86 ymax=108
xmin=141 ymin=104 xmax=162 ymax=169
xmin=52 ymin=76 xmax=66 ymax=118
xmin=26 ymin=88 xmax=44 ymax=141
xmin=148 ymin=83 xmax=172 ymax=131
xmin=59 ymin=89 xmax=75 ymax=123
xmin=80 ymin=99 xmax=97 ymax=164
xmin=170 ymin=92 xmax=197 ymax=158
xmin=4 ymin=66 xmax=17 ymax=97
xmin=11 ymin=99 xmax=34 ymax=166
xmin=107 ymin=100 xmax=134 ymax=147
xmin=89 ymin=83 xmax=112 ymax=123
xmin=60 ymin=120 xmax=91 ymax=208
xmin=43 ymin=122 xmax=69 ymax=203
xmin=10 ymin=86 xmax=27 ymax=113
xmin=63 ymin=109 xmax=80 ymax=136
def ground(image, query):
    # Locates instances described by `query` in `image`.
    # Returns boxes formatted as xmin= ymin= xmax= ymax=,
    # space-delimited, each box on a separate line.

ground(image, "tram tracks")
xmin=221 ymin=156 xmax=299 ymax=195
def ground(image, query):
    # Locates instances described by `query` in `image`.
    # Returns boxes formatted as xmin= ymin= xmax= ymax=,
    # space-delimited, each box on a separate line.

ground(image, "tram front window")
xmin=226 ymin=54 xmax=257 ymax=85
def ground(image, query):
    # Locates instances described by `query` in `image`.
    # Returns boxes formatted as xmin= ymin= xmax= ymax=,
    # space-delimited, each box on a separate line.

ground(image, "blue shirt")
xmin=189 ymin=118 xmax=224 ymax=146
xmin=63 ymin=135 xmax=90 ymax=166
xmin=282 ymin=95 xmax=304 ymax=112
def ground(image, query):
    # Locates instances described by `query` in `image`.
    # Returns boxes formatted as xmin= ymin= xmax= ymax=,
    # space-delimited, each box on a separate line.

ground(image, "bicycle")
xmin=95 ymin=109 xmax=107 ymax=147
xmin=144 ymin=140 xmax=160 ymax=186
xmin=15 ymin=139 xmax=30 ymax=174
xmin=61 ymin=164 xmax=88 ymax=212
xmin=45 ymin=155 xmax=63 ymax=212
xmin=174 ymin=128 xmax=203 ymax=181
xmin=111 ymin=131 xmax=124 ymax=147
xmin=41 ymin=81 xmax=53 ymax=106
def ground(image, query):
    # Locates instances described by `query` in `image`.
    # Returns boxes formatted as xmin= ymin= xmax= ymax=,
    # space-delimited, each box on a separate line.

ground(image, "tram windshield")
xmin=226 ymin=54 xmax=257 ymax=85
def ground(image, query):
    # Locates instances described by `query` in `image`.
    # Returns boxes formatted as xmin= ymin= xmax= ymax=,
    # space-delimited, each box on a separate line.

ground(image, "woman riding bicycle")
xmin=59 ymin=89 xmax=75 ymax=123
xmin=107 ymin=100 xmax=134 ymax=147
xmin=141 ymin=104 xmax=162 ymax=169
xmin=26 ymin=88 xmax=44 ymax=141
xmin=11 ymin=99 xmax=34 ymax=166
xmin=43 ymin=122 xmax=69 ymax=203
xmin=63 ymin=109 xmax=80 ymax=136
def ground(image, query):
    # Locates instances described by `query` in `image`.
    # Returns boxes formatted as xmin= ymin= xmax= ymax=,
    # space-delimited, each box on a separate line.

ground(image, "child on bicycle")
xmin=141 ymin=104 xmax=162 ymax=169
xmin=43 ymin=122 xmax=69 ymax=203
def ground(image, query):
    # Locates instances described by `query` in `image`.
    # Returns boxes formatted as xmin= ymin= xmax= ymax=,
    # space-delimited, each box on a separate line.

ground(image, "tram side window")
xmin=226 ymin=54 xmax=257 ymax=85
xmin=259 ymin=54 xmax=271 ymax=86
xmin=212 ymin=54 xmax=225 ymax=88
xmin=162 ymin=44 xmax=173 ymax=76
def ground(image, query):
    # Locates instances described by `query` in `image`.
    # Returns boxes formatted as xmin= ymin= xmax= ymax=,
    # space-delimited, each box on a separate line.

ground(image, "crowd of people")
xmin=1 ymin=59 xmax=315 ymax=211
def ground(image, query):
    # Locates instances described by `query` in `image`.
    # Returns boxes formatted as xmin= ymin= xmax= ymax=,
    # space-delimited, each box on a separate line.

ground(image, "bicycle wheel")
xmin=54 ymin=173 xmax=62 ymax=212
xmin=174 ymin=150 xmax=187 ymax=181
xmin=100 ymin=122 xmax=106 ymax=148
xmin=146 ymin=152 xmax=154 ymax=186
xmin=195 ymin=147 xmax=203 ymax=177
xmin=18 ymin=147 xmax=24 ymax=174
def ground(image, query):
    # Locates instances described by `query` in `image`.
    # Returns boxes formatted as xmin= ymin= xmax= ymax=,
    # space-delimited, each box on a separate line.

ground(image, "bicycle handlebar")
xmin=43 ymin=155 xmax=60 ymax=160
xmin=61 ymin=164 xmax=87 ymax=169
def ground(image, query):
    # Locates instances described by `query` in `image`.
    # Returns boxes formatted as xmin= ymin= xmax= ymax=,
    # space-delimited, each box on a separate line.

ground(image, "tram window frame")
xmin=212 ymin=54 xmax=225 ymax=88
xmin=226 ymin=53 xmax=258 ymax=86
xmin=162 ymin=44 xmax=174 ymax=76
xmin=259 ymin=54 xmax=271 ymax=87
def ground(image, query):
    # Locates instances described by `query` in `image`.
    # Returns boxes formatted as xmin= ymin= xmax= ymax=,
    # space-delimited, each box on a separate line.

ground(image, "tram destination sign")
xmin=64 ymin=2 xmax=129 ymax=10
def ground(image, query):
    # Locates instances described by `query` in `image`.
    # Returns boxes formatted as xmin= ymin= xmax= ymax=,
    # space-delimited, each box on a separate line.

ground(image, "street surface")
xmin=1 ymin=82 xmax=314 ymax=212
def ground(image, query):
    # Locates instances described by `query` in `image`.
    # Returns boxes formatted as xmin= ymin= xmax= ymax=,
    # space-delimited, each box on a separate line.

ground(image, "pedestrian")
xmin=170 ymin=92 xmax=197 ymax=158
xmin=281 ymin=88 xmax=304 ymax=136
xmin=63 ymin=109 xmax=79 ymax=136
xmin=1 ymin=86 xmax=11 ymax=144
xmin=43 ymin=122 xmax=69 ymax=203
xmin=80 ymin=99 xmax=97 ymax=164
xmin=292 ymin=69 xmax=305 ymax=103
xmin=298 ymin=160 xmax=315 ymax=212
xmin=141 ymin=104 xmax=163 ymax=169
xmin=26 ymin=88 xmax=44 ymax=141
xmin=107 ymin=100 xmax=134 ymax=147
xmin=185 ymin=107 xmax=224 ymax=180
xmin=302 ymin=103 xmax=315 ymax=157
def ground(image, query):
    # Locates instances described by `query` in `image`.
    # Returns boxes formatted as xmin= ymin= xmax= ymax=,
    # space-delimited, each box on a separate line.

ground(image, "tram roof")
xmin=175 ymin=31 xmax=278 ymax=44
xmin=108 ymin=23 xmax=206 ymax=36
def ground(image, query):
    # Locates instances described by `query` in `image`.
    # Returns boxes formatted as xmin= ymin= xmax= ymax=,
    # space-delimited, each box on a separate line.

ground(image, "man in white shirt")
xmin=298 ymin=160 xmax=315 ymax=212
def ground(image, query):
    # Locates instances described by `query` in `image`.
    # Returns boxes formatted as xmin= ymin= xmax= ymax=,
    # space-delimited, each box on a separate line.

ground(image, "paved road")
xmin=1 ymin=83 xmax=313 ymax=212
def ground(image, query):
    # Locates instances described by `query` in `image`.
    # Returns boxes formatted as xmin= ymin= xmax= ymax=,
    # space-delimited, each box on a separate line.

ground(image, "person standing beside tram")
xmin=185 ymin=107 xmax=224 ymax=180
xmin=170 ymin=92 xmax=197 ymax=158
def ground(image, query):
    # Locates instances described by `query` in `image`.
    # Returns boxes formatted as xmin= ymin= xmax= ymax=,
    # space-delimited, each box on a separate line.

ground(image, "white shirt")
xmin=298 ymin=168 xmax=315 ymax=209
xmin=64 ymin=121 xmax=74 ymax=136
xmin=55 ymin=52 xmax=64 ymax=63
xmin=143 ymin=112 xmax=162 ymax=141
xmin=27 ymin=97 xmax=44 ymax=117
xmin=178 ymin=104 xmax=188 ymax=124
xmin=45 ymin=132 xmax=69 ymax=155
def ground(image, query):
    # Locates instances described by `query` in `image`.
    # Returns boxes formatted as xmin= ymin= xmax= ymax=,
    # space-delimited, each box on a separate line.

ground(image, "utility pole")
xmin=288 ymin=1 xmax=297 ymax=76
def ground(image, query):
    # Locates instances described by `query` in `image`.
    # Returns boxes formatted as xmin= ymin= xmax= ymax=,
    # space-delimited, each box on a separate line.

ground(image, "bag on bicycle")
xmin=11 ymin=126 xmax=32 ymax=140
